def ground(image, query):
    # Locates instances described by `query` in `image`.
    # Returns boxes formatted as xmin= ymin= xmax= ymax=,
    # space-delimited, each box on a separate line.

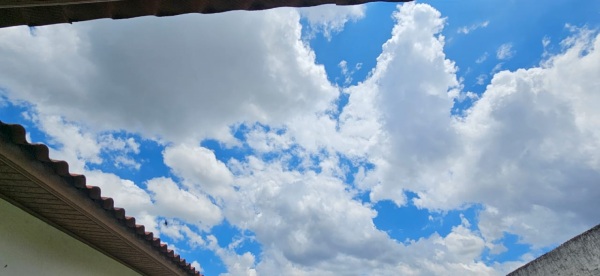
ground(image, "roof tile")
xmin=0 ymin=121 xmax=202 ymax=276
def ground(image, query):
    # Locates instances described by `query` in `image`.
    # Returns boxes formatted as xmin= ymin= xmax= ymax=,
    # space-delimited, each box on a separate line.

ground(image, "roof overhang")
xmin=0 ymin=121 xmax=200 ymax=276
xmin=0 ymin=0 xmax=410 ymax=28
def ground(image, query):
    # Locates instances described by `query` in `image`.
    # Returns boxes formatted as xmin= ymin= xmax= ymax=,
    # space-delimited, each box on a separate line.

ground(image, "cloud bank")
xmin=1 ymin=2 xmax=599 ymax=275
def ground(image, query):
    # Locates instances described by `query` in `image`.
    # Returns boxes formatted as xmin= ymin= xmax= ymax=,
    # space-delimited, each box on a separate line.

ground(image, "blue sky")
xmin=1 ymin=1 xmax=599 ymax=275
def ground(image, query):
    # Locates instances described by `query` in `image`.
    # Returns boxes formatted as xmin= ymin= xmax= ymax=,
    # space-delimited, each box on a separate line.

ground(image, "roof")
xmin=508 ymin=224 xmax=600 ymax=275
xmin=0 ymin=121 xmax=201 ymax=276
xmin=0 ymin=0 xmax=410 ymax=28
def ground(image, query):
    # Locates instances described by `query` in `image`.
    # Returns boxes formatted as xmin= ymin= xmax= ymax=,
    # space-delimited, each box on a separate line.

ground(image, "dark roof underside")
xmin=0 ymin=0 xmax=409 ymax=28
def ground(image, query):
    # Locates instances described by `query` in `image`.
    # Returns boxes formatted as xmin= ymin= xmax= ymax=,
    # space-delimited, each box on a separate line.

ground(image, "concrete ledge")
xmin=508 ymin=224 xmax=600 ymax=276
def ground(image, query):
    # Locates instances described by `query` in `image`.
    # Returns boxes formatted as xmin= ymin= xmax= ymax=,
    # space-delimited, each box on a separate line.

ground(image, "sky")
xmin=0 ymin=0 xmax=599 ymax=275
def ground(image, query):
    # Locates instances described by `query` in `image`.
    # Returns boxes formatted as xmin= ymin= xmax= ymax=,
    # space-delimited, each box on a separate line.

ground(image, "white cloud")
xmin=204 ymin=235 xmax=258 ymax=276
xmin=337 ymin=60 xmax=363 ymax=85
xmin=252 ymin=211 xmax=503 ymax=276
xmin=399 ymin=217 xmax=497 ymax=276
xmin=20 ymin=114 xmax=224 ymax=236
xmin=85 ymin=170 xmax=153 ymax=215
xmin=33 ymin=114 xmax=102 ymax=171
xmin=339 ymin=60 xmax=350 ymax=84
xmin=491 ymin=62 xmax=504 ymax=74
xmin=476 ymin=74 xmax=487 ymax=85
xmin=342 ymin=2 xmax=459 ymax=205
xmin=221 ymin=155 xmax=503 ymax=276
xmin=146 ymin=177 xmax=223 ymax=230
xmin=359 ymin=23 xmax=600 ymax=249
xmin=542 ymin=36 xmax=551 ymax=48
xmin=455 ymin=31 xmax=600 ymax=245
xmin=496 ymin=43 xmax=515 ymax=60
xmin=227 ymin=156 xmax=397 ymax=265
xmin=2 ymin=1 xmax=599 ymax=275
xmin=245 ymin=125 xmax=292 ymax=154
xmin=191 ymin=261 xmax=204 ymax=274
xmin=113 ymin=155 xmax=141 ymax=170
xmin=17 ymin=115 xmax=160 ymax=232
xmin=300 ymin=4 xmax=366 ymax=39
xmin=0 ymin=8 xmax=339 ymax=143
xmin=542 ymin=36 xmax=552 ymax=58
xmin=99 ymin=134 xmax=141 ymax=169
xmin=476 ymin=52 xmax=489 ymax=63
xmin=23 ymin=108 xmax=517 ymax=276
xmin=99 ymin=134 xmax=140 ymax=154
xmin=163 ymin=143 xmax=235 ymax=202
xmin=457 ymin=20 xmax=490 ymax=34
xmin=212 ymin=4 xmax=515 ymax=275
xmin=28 ymin=114 xmax=142 ymax=171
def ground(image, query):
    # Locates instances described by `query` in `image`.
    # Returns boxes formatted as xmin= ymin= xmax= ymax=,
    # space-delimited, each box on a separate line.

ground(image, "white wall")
xmin=0 ymin=198 xmax=140 ymax=276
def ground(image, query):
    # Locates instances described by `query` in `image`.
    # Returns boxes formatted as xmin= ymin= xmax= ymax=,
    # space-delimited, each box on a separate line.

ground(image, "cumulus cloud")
xmin=300 ymin=4 xmax=366 ymax=39
xmin=398 ymin=216 xmax=498 ymax=276
xmin=244 ymin=125 xmax=292 ymax=154
xmin=205 ymin=235 xmax=258 ymax=276
xmin=469 ymin=29 xmax=600 ymax=245
xmin=220 ymin=155 xmax=503 ymax=275
xmin=358 ymin=21 xmax=600 ymax=248
xmin=342 ymin=2 xmax=460 ymax=205
xmin=227 ymin=157 xmax=397 ymax=266
xmin=146 ymin=177 xmax=223 ymax=230
xmin=85 ymin=170 xmax=153 ymax=215
xmin=34 ymin=114 xmax=103 ymax=171
xmin=0 ymin=9 xmax=338 ymax=143
xmin=200 ymin=4 xmax=523 ymax=274
xmin=163 ymin=143 xmax=235 ymax=202
xmin=2 ymin=1 xmax=599 ymax=275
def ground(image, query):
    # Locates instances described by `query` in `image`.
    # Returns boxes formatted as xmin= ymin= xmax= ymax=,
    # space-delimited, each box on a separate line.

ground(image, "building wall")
xmin=509 ymin=224 xmax=600 ymax=276
xmin=0 ymin=198 xmax=140 ymax=276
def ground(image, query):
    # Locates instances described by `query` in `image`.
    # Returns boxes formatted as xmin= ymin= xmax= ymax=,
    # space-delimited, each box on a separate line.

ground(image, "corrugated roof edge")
xmin=0 ymin=120 xmax=202 ymax=276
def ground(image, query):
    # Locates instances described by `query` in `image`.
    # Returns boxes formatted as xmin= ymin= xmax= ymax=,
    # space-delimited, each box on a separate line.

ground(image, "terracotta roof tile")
xmin=0 ymin=121 xmax=201 ymax=276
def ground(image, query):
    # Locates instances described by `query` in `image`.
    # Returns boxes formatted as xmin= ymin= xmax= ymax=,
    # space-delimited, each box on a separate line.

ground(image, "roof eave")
xmin=0 ymin=122 xmax=200 ymax=276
